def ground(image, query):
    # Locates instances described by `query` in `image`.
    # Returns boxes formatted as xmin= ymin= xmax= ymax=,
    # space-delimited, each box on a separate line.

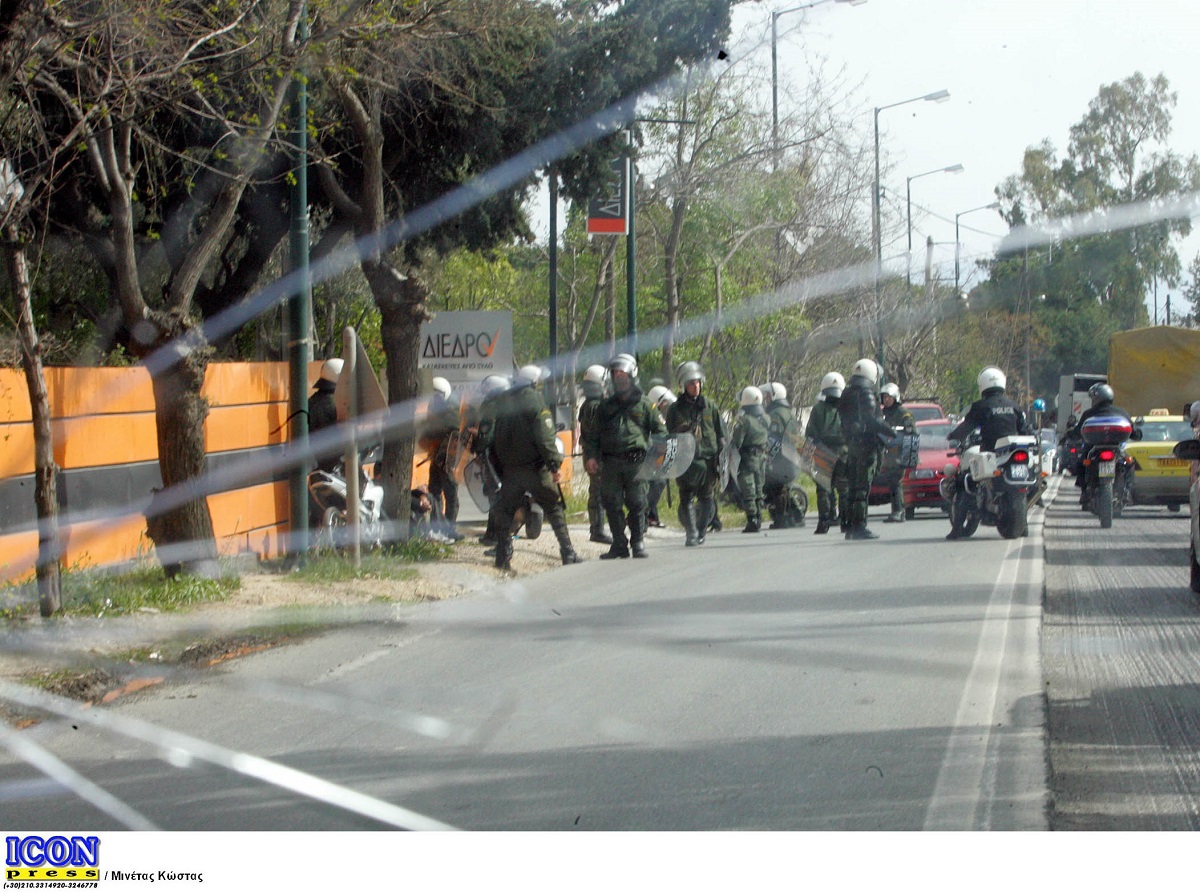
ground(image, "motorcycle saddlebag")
xmin=1080 ymin=414 xmax=1133 ymax=446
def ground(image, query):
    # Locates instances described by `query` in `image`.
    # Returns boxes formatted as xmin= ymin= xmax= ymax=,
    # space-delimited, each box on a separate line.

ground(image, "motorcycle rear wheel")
xmin=997 ymin=489 xmax=1027 ymax=539
xmin=1097 ymin=479 xmax=1114 ymax=529
xmin=316 ymin=505 xmax=348 ymax=551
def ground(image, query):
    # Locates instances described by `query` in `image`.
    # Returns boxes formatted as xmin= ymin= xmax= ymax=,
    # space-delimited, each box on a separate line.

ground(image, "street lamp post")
xmin=906 ymin=163 xmax=962 ymax=285
xmin=771 ymin=0 xmax=866 ymax=164
xmin=873 ymin=88 xmax=950 ymax=377
xmin=954 ymin=201 xmax=1001 ymax=293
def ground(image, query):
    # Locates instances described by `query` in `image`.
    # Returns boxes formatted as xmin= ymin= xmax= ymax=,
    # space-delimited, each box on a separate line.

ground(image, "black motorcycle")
xmin=1078 ymin=414 xmax=1139 ymax=528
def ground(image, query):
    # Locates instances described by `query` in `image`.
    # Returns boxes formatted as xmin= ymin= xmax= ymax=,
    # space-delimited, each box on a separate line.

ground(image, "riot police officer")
xmin=489 ymin=367 xmax=583 ymax=570
xmin=420 ymin=376 xmax=463 ymax=541
xmin=580 ymin=365 xmax=612 ymax=544
xmin=837 ymin=359 xmax=893 ymax=541
xmin=762 ymin=382 xmax=803 ymax=529
xmin=879 ymin=382 xmax=915 ymax=524
xmin=664 ymin=362 xmax=725 ymax=547
xmin=805 ymin=372 xmax=848 ymax=535
xmin=582 ymin=354 xmax=666 ymax=559
xmin=946 ymin=366 xmax=1033 ymax=539
xmin=730 ymin=385 xmax=769 ymax=533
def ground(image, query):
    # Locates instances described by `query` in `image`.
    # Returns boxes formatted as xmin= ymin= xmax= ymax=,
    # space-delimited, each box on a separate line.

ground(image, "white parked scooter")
xmin=307 ymin=447 xmax=386 ymax=550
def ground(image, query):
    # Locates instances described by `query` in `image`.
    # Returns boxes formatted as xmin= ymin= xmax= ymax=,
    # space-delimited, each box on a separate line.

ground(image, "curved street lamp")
xmin=873 ymin=88 xmax=951 ymax=376
xmin=955 ymin=201 xmax=1002 ymax=293
xmin=906 ymin=163 xmax=963 ymax=285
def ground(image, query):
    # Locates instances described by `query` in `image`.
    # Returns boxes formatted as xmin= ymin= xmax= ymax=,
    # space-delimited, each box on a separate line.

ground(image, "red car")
xmin=869 ymin=403 xmax=947 ymax=510
xmin=870 ymin=417 xmax=958 ymax=515
xmin=901 ymin=419 xmax=959 ymax=517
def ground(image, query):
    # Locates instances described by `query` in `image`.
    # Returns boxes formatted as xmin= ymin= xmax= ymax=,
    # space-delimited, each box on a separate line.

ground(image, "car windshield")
xmin=6 ymin=0 xmax=1200 ymax=851
xmin=909 ymin=405 xmax=945 ymax=422
xmin=918 ymin=422 xmax=954 ymax=449
xmin=1139 ymin=420 xmax=1193 ymax=441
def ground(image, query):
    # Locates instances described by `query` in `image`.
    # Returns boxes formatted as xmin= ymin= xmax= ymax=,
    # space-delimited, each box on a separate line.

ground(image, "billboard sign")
xmin=418 ymin=310 xmax=512 ymax=386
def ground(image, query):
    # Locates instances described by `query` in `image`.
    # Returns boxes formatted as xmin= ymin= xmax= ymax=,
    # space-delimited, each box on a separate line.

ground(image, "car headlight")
xmin=910 ymin=468 xmax=936 ymax=479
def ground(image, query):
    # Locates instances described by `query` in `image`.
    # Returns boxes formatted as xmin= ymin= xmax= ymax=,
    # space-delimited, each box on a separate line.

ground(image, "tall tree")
xmin=9 ymin=0 xmax=306 ymax=577
xmin=308 ymin=0 xmax=734 ymax=526
xmin=991 ymin=72 xmax=1200 ymax=351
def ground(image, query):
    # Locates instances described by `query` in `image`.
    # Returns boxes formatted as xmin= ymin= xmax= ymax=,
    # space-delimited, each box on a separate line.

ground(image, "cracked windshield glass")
xmin=1 ymin=0 xmax=1198 ymax=881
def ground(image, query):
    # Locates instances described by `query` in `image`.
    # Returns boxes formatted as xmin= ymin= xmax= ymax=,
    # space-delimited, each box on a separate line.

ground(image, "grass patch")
xmin=1 ymin=563 xmax=239 ymax=623
xmin=286 ymin=551 xmax=422 ymax=584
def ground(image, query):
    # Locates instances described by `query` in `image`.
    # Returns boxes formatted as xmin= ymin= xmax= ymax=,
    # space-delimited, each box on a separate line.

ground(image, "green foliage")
xmin=286 ymin=552 xmax=421 ymax=584
xmin=985 ymin=71 xmax=1200 ymax=399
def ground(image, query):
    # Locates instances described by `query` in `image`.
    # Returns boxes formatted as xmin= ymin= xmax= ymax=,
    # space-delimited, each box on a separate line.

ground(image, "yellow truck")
xmin=1108 ymin=325 xmax=1200 ymax=417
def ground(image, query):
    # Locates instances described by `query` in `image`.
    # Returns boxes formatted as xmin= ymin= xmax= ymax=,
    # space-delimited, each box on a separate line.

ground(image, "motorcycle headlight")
xmin=943 ymin=463 xmax=957 ymax=477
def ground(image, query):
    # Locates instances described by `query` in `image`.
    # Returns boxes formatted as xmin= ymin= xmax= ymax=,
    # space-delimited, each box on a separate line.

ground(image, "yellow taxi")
xmin=1127 ymin=410 xmax=1194 ymax=511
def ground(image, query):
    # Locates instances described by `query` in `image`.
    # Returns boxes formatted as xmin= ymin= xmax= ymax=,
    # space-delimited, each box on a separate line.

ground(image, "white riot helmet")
xmin=1190 ymin=400 xmax=1200 ymax=427
xmin=582 ymin=364 xmax=608 ymax=399
xmin=850 ymin=358 xmax=880 ymax=385
xmin=977 ymin=366 xmax=1007 ymax=394
xmin=431 ymin=376 xmax=452 ymax=400
xmin=516 ymin=364 xmax=545 ymax=388
xmin=820 ymin=371 xmax=845 ymax=398
xmin=740 ymin=385 xmax=763 ymax=407
xmin=319 ymin=357 xmax=344 ymax=383
xmin=647 ymin=384 xmax=676 ymax=409
xmin=479 ymin=374 xmax=510 ymax=399
xmin=766 ymin=382 xmax=786 ymax=402
xmin=676 ymin=361 xmax=705 ymax=387
xmin=880 ymin=382 xmax=900 ymax=401
xmin=609 ymin=353 xmax=638 ymax=378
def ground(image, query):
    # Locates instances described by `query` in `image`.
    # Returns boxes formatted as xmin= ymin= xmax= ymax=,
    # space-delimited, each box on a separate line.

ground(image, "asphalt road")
xmin=1041 ymin=479 xmax=1200 ymax=830
xmin=0 ymin=493 xmax=1048 ymax=831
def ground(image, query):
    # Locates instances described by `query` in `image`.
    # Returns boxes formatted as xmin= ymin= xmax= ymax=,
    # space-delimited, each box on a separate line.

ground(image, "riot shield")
xmin=635 ymin=433 xmax=697 ymax=481
xmin=797 ymin=438 xmax=838 ymax=491
xmin=720 ymin=438 xmax=741 ymax=492
xmin=462 ymin=454 xmax=500 ymax=512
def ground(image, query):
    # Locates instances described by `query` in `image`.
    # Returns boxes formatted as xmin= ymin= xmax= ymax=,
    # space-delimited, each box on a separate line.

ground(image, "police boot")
xmin=599 ymin=508 xmax=630 ymax=559
xmin=679 ymin=503 xmax=699 ymax=547
xmin=629 ymin=514 xmax=648 ymax=558
xmin=814 ymin=514 xmax=831 ymax=535
xmin=551 ymin=517 xmax=584 ymax=565
xmin=847 ymin=524 xmax=878 ymax=540
xmin=884 ymin=509 xmax=905 ymax=523
xmin=742 ymin=515 xmax=760 ymax=533
xmin=493 ymin=536 xmax=513 ymax=571
xmin=697 ymin=496 xmax=716 ymax=544
xmin=588 ymin=505 xmax=612 ymax=544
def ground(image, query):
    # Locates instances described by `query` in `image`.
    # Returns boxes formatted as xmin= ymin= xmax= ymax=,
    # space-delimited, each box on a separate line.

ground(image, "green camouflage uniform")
xmin=665 ymin=392 xmax=725 ymax=545
xmin=805 ymin=395 xmax=848 ymax=530
xmin=490 ymin=383 xmax=579 ymax=567
xmin=582 ymin=385 xmax=666 ymax=555
xmin=764 ymin=398 xmax=803 ymax=527
xmin=881 ymin=400 xmax=916 ymax=517
xmin=731 ymin=404 xmax=770 ymax=529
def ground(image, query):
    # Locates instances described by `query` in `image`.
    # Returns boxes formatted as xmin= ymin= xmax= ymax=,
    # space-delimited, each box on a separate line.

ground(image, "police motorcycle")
xmin=307 ymin=445 xmax=387 ymax=550
xmin=940 ymin=430 xmax=1040 ymax=539
xmin=1077 ymin=414 xmax=1139 ymax=529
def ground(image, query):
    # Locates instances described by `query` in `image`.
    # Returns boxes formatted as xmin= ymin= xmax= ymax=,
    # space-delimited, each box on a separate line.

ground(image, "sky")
xmin=746 ymin=0 xmax=1200 ymax=319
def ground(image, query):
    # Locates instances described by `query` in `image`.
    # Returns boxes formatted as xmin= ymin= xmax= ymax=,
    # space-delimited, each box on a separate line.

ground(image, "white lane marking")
xmin=923 ymin=476 xmax=1054 ymax=829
